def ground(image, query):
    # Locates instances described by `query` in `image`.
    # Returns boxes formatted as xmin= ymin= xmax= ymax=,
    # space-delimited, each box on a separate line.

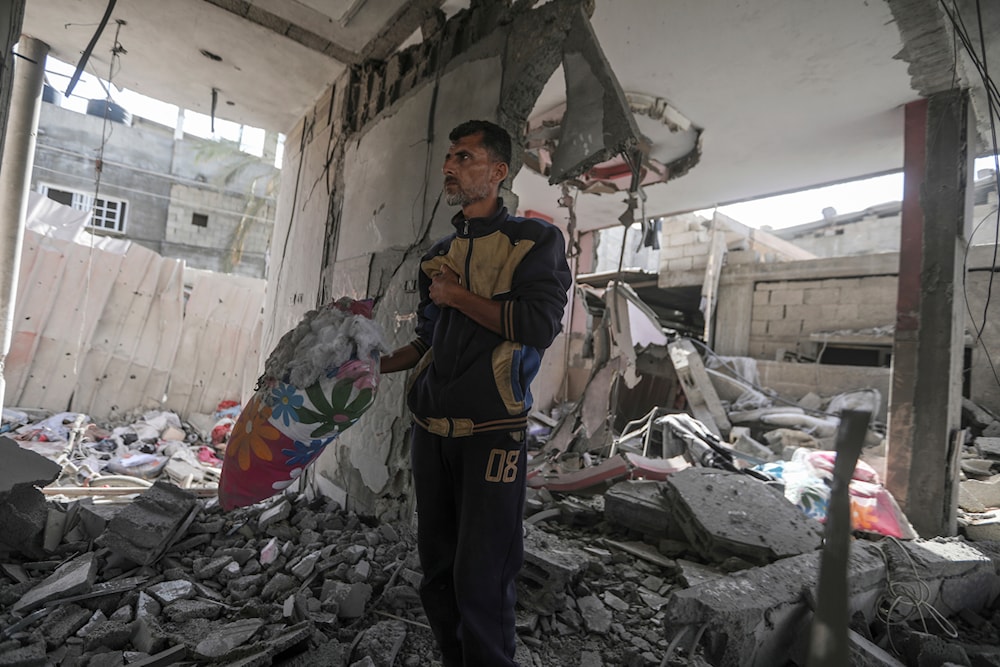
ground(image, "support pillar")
xmin=886 ymin=90 xmax=972 ymax=538
xmin=0 ymin=35 xmax=49 ymax=413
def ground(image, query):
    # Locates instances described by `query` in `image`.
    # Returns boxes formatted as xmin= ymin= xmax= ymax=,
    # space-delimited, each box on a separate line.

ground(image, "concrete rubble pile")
xmin=0 ymin=403 xmax=242 ymax=496
xmin=958 ymin=398 xmax=1000 ymax=541
xmin=0 ymin=478 xmax=433 ymax=667
xmin=0 ymin=434 xmax=999 ymax=666
xmin=516 ymin=339 xmax=1000 ymax=665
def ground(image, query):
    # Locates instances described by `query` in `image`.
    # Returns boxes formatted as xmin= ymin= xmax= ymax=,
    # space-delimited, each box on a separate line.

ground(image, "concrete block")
xmin=662 ymin=468 xmax=822 ymax=565
xmin=821 ymin=303 xmax=860 ymax=323
xmin=604 ymin=480 xmax=674 ymax=538
xmin=752 ymin=304 xmax=785 ymax=320
xmin=769 ymin=289 xmax=804 ymax=306
xmin=326 ymin=581 xmax=372 ymax=619
xmin=767 ymin=319 xmax=803 ymax=337
xmin=95 ymin=480 xmax=197 ymax=565
xmin=753 ymin=289 xmax=770 ymax=305
xmin=961 ymin=476 xmax=1000 ymax=509
xmin=822 ymin=277 xmax=862 ymax=291
xmin=660 ymin=244 xmax=684 ymax=260
xmin=0 ymin=483 xmax=49 ymax=559
xmin=666 ymin=230 xmax=699 ymax=247
xmin=39 ymin=603 xmax=92 ymax=650
xmin=78 ymin=504 xmax=123 ymax=540
xmin=683 ymin=241 xmax=711 ymax=257
xmin=14 ymin=552 xmax=98 ymax=613
xmin=576 ymin=595 xmax=611 ymax=633
xmin=784 ymin=304 xmax=823 ymax=322
xmin=857 ymin=303 xmax=894 ymax=326
xmin=803 ymin=288 xmax=842 ymax=305
xmin=750 ymin=320 xmax=768 ymax=336
xmin=667 ymin=257 xmax=694 ymax=271
xmin=82 ymin=619 xmax=134 ymax=651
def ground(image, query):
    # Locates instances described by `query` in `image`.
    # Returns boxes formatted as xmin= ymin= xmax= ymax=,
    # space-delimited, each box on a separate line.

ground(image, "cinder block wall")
xmin=748 ymin=275 xmax=898 ymax=359
xmin=660 ymin=217 xmax=712 ymax=273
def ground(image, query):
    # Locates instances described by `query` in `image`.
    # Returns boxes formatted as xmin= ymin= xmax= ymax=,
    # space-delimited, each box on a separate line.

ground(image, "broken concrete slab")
xmin=576 ymin=595 xmax=611 ymax=634
xmin=0 ymin=483 xmax=51 ymax=559
xmin=894 ymin=539 xmax=1000 ymax=613
xmin=95 ymin=481 xmax=198 ymax=565
xmin=0 ymin=435 xmax=61 ymax=493
xmin=520 ymin=526 xmax=588 ymax=614
xmin=38 ymin=603 xmax=91 ymax=649
xmin=963 ymin=398 xmax=997 ymax=431
xmin=13 ymin=551 xmax=97 ymax=614
xmin=195 ymin=618 xmax=265 ymax=660
xmin=962 ymin=512 xmax=1000 ymax=541
xmin=146 ymin=579 xmax=196 ymax=605
xmin=603 ymin=480 xmax=674 ymax=538
xmin=663 ymin=467 xmax=823 ymax=565
xmin=350 ymin=619 xmax=406 ymax=667
xmin=667 ymin=541 xmax=885 ymax=667
xmin=0 ymin=641 xmax=45 ymax=667
xmin=976 ymin=437 xmax=1000 ymax=459
xmin=960 ymin=476 xmax=1000 ymax=510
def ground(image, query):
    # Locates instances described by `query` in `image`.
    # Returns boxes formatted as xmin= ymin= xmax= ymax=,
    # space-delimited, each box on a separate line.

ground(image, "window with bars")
xmin=39 ymin=185 xmax=128 ymax=234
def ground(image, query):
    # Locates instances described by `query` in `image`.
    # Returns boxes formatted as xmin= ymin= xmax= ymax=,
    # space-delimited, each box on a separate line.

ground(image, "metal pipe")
xmin=0 ymin=35 xmax=49 ymax=414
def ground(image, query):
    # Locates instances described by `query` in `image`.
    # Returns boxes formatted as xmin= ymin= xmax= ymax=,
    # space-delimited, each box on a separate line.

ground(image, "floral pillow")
xmin=218 ymin=354 xmax=379 ymax=510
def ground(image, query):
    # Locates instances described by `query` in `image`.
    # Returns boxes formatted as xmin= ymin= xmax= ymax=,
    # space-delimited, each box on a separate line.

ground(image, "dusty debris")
xmin=1 ymin=406 xmax=228 ymax=502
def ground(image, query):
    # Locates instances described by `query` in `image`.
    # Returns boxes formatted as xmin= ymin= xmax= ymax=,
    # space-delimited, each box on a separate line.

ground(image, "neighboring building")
xmin=30 ymin=86 xmax=279 ymax=278
xmin=771 ymin=171 xmax=999 ymax=258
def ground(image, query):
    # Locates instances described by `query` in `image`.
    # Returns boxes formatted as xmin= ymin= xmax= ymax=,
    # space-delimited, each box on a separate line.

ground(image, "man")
xmin=380 ymin=120 xmax=572 ymax=666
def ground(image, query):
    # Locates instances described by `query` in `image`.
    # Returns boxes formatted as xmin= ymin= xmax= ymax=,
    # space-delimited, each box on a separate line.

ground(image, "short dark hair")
xmin=449 ymin=120 xmax=512 ymax=166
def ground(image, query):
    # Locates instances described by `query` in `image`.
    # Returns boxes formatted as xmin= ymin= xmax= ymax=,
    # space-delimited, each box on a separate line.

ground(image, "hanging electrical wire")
xmin=939 ymin=0 xmax=1000 ymax=391
xmin=940 ymin=0 xmax=1000 ymax=334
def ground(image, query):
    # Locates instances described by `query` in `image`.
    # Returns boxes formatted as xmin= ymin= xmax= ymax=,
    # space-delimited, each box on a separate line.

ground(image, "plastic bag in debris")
xmin=218 ymin=297 xmax=388 ymax=511
xmin=826 ymin=389 xmax=882 ymax=420
xmin=755 ymin=448 xmax=916 ymax=539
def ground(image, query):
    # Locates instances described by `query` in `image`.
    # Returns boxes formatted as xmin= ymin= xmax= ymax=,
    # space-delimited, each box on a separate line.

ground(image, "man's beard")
xmin=445 ymin=181 xmax=492 ymax=207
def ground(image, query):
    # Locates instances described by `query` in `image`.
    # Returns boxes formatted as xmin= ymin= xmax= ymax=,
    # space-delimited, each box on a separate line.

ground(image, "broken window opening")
xmin=39 ymin=184 xmax=128 ymax=234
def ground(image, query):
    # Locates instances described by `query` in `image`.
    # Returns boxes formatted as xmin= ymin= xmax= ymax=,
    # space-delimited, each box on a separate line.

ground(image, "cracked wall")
xmin=265 ymin=0 xmax=605 ymax=517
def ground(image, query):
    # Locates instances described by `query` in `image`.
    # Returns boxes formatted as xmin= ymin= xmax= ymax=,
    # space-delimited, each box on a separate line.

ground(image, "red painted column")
xmin=886 ymin=91 xmax=970 ymax=537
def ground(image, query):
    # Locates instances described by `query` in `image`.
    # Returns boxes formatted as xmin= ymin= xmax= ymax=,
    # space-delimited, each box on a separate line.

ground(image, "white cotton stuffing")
xmin=262 ymin=304 xmax=389 ymax=389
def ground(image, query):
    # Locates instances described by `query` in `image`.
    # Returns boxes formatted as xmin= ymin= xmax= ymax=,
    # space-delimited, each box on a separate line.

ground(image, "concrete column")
xmin=886 ymin=90 xmax=972 ymax=538
xmin=0 ymin=35 xmax=49 ymax=413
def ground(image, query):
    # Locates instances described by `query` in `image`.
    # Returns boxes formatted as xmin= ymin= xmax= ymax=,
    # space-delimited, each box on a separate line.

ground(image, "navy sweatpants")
xmin=410 ymin=425 xmax=526 ymax=667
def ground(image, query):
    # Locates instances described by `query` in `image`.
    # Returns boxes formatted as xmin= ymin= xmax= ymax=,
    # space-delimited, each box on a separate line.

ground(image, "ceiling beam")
xmin=360 ymin=0 xmax=445 ymax=62
xmin=201 ymin=0 xmax=362 ymax=64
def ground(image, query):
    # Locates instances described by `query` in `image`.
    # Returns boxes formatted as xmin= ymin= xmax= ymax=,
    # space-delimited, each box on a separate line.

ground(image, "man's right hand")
xmin=380 ymin=344 xmax=422 ymax=374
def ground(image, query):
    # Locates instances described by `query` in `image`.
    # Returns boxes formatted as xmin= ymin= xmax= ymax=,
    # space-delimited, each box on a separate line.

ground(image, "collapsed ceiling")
xmin=19 ymin=0 xmax=983 ymax=231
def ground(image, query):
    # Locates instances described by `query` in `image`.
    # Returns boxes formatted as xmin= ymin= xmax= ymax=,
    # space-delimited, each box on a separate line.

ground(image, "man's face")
xmin=442 ymin=132 xmax=501 ymax=207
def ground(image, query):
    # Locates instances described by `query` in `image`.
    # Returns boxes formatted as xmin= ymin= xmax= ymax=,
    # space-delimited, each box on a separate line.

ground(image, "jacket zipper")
xmin=463 ymin=219 xmax=472 ymax=288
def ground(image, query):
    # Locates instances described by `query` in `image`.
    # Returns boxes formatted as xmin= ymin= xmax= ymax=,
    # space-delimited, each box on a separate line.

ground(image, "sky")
xmin=42 ymin=56 xmax=996 ymax=231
